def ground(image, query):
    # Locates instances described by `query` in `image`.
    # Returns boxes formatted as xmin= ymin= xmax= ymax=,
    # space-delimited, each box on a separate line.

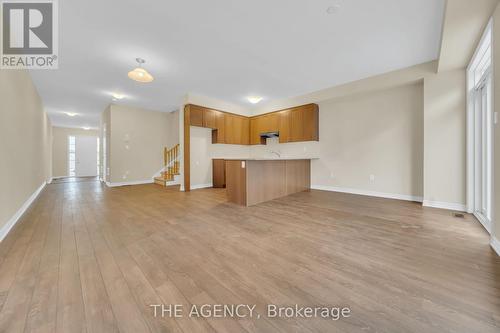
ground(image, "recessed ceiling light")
xmin=326 ymin=5 xmax=341 ymax=14
xmin=65 ymin=112 xmax=78 ymax=117
xmin=128 ymin=58 xmax=154 ymax=83
xmin=247 ymin=96 xmax=263 ymax=104
xmin=83 ymin=127 xmax=90 ymax=130
xmin=112 ymin=93 xmax=125 ymax=100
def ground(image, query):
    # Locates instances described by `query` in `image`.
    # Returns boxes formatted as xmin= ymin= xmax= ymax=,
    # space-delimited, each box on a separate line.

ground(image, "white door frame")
xmin=466 ymin=19 xmax=494 ymax=234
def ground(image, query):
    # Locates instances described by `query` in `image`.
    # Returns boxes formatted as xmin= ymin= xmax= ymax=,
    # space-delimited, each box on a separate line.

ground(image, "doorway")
xmin=68 ymin=135 xmax=99 ymax=177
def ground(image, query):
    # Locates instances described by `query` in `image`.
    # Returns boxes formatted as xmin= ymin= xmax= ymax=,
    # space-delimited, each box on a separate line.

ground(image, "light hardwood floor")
xmin=0 ymin=179 xmax=499 ymax=332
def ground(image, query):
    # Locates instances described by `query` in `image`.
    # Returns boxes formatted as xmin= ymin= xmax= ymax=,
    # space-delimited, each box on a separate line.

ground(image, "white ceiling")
xmin=31 ymin=0 xmax=445 ymax=129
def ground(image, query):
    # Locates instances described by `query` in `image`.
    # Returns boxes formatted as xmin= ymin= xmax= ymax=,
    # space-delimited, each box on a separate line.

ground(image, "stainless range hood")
xmin=260 ymin=131 xmax=279 ymax=138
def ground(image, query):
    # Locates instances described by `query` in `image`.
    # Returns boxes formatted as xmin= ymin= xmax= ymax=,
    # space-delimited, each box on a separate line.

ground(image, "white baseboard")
xmin=0 ymin=181 xmax=46 ymax=242
xmin=490 ymin=236 xmax=500 ymax=256
xmin=311 ymin=185 xmax=423 ymax=202
xmin=422 ymin=200 xmax=466 ymax=212
xmin=105 ymin=180 xmax=154 ymax=187
xmin=473 ymin=212 xmax=492 ymax=234
xmin=190 ymin=183 xmax=213 ymax=190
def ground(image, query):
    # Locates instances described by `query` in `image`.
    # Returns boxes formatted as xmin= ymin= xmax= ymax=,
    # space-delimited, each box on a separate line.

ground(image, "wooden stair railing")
xmin=154 ymin=144 xmax=180 ymax=186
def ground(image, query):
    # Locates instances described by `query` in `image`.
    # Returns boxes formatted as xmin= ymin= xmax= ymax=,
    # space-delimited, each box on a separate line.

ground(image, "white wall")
xmin=423 ymin=69 xmax=467 ymax=209
xmin=166 ymin=110 xmax=180 ymax=148
xmin=311 ymin=83 xmax=424 ymax=199
xmin=189 ymin=127 xmax=214 ymax=187
xmin=107 ymin=105 xmax=174 ymax=184
xmin=0 ymin=70 xmax=52 ymax=237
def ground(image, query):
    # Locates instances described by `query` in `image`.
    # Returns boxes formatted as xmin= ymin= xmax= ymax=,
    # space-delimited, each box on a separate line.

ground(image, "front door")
xmin=75 ymin=136 xmax=98 ymax=177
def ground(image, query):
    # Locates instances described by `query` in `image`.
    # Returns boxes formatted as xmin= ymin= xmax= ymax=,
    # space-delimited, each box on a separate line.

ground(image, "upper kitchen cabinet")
xmin=185 ymin=103 xmax=318 ymax=146
xmin=204 ymin=108 xmax=226 ymax=144
xmin=224 ymin=113 xmax=249 ymax=145
xmin=250 ymin=113 xmax=280 ymax=145
xmin=203 ymin=108 xmax=218 ymax=128
xmin=211 ymin=110 xmax=226 ymax=144
xmin=186 ymin=105 xmax=226 ymax=143
xmin=279 ymin=104 xmax=319 ymax=143
xmin=250 ymin=117 xmax=264 ymax=145
xmin=188 ymin=104 xmax=204 ymax=127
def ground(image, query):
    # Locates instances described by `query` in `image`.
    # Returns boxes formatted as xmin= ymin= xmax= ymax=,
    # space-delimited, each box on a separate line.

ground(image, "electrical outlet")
xmin=369 ymin=174 xmax=375 ymax=182
xmin=330 ymin=172 xmax=335 ymax=179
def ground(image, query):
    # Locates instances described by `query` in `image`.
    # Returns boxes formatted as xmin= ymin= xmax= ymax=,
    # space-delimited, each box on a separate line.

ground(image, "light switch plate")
xmin=241 ymin=161 xmax=246 ymax=168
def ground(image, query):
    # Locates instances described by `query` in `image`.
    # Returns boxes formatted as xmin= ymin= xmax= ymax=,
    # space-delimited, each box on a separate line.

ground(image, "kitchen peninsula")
xmin=225 ymin=159 xmax=311 ymax=206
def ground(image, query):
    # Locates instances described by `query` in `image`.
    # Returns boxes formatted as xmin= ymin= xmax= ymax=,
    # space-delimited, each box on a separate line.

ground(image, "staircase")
xmin=154 ymin=144 xmax=180 ymax=186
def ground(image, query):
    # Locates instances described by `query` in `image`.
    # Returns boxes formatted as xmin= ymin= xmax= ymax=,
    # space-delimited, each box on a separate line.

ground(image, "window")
xmin=68 ymin=136 xmax=76 ymax=176
xmin=467 ymin=20 xmax=492 ymax=233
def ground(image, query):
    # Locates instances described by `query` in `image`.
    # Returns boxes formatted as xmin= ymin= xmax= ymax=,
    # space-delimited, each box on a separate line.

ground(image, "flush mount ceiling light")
xmin=83 ymin=127 xmax=90 ymax=130
xmin=326 ymin=5 xmax=341 ymax=14
xmin=247 ymin=96 xmax=263 ymax=104
xmin=65 ymin=112 xmax=78 ymax=117
xmin=128 ymin=58 xmax=154 ymax=83
xmin=111 ymin=93 xmax=125 ymax=100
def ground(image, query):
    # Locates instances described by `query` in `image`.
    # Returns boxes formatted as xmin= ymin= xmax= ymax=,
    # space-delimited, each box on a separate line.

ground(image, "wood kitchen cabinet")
xmin=279 ymin=104 xmax=319 ymax=143
xmin=187 ymin=103 xmax=317 ymax=146
xmin=250 ymin=104 xmax=318 ymax=144
xmin=212 ymin=110 xmax=225 ymax=144
xmin=183 ymin=103 xmax=318 ymax=192
xmin=212 ymin=159 xmax=226 ymax=188
xmin=187 ymin=106 xmax=226 ymax=144
xmin=189 ymin=105 xmax=204 ymax=127
xmin=250 ymin=113 xmax=280 ymax=145
xmin=204 ymin=109 xmax=226 ymax=144
xmin=203 ymin=109 xmax=217 ymax=128
xmin=225 ymin=114 xmax=249 ymax=145
xmin=250 ymin=117 xmax=264 ymax=145
xmin=241 ymin=117 xmax=250 ymax=144
xmin=277 ymin=110 xmax=291 ymax=143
